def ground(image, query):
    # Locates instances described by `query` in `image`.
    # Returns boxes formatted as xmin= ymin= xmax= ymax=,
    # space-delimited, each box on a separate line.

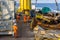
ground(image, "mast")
xmin=35 ymin=0 xmax=37 ymax=10
xmin=55 ymin=0 xmax=59 ymax=11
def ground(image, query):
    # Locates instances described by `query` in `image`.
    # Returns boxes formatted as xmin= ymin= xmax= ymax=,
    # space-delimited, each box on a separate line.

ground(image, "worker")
xmin=27 ymin=16 xmax=30 ymax=22
xmin=13 ymin=23 xmax=18 ymax=38
xmin=23 ymin=15 xmax=27 ymax=23
xmin=16 ymin=13 xmax=20 ymax=22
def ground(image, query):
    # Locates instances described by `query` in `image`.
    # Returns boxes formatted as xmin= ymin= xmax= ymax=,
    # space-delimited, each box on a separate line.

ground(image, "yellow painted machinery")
xmin=17 ymin=0 xmax=31 ymax=15
xmin=36 ymin=13 xmax=50 ymax=22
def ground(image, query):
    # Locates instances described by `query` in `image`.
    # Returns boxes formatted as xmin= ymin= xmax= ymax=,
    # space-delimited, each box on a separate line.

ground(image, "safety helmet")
xmin=14 ymin=23 xmax=17 ymax=25
xmin=13 ymin=19 xmax=16 ymax=23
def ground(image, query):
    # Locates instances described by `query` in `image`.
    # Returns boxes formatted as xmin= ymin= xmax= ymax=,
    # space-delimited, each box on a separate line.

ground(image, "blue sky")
xmin=15 ymin=0 xmax=60 ymax=3
xmin=32 ymin=0 xmax=60 ymax=3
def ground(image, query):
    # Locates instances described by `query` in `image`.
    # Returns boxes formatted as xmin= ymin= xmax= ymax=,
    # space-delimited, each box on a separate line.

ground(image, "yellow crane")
xmin=17 ymin=0 xmax=31 ymax=15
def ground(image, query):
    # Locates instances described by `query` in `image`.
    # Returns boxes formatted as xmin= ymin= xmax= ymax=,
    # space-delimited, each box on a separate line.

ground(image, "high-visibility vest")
xmin=13 ymin=25 xmax=18 ymax=33
xmin=24 ymin=16 xmax=27 ymax=22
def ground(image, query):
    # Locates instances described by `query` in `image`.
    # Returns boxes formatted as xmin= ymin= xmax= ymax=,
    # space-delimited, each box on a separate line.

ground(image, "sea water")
xmin=32 ymin=3 xmax=60 ymax=10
